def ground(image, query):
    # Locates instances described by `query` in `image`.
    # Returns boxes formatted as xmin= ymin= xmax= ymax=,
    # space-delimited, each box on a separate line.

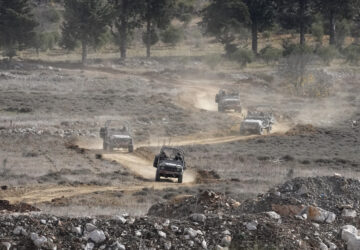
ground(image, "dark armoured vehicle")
xmin=153 ymin=147 xmax=186 ymax=183
xmin=100 ymin=120 xmax=134 ymax=152
xmin=240 ymin=111 xmax=275 ymax=135
xmin=215 ymin=90 xmax=242 ymax=112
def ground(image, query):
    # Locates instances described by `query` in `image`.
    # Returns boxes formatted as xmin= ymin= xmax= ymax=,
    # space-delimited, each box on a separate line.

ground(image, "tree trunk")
xmin=119 ymin=0 xmax=128 ymax=59
xmin=146 ymin=19 xmax=151 ymax=58
xmin=299 ymin=0 xmax=306 ymax=45
xmin=329 ymin=12 xmax=336 ymax=45
xmin=82 ymin=41 xmax=88 ymax=65
xmin=120 ymin=22 xmax=127 ymax=59
xmin=251 ymin=19 xmax=258 ymax=54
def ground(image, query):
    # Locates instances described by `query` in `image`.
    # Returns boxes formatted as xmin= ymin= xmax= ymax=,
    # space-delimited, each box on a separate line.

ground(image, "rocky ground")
xmin=1 ymin=176 xmax=360 ymax=249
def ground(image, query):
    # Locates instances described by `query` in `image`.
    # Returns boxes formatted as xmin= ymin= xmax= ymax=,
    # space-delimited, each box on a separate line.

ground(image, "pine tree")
xmin=61 ymin=0 xmax=112 ymax=64
xmin=111 ymin=0 xmax=143 ymax=59
xmin=142 ymin=0 xmax=175 ymax=58
xmin=0 ymin=0 xmax=37 ymax=60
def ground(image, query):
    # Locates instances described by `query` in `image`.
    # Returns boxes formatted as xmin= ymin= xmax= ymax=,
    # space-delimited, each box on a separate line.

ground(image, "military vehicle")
xmin=215 ymin=89 xmax=241 ymax=112
xmin=153 ymin=147 xmax=186 ymax=183
xmin=240 ymin=111 xmax=275 ymax=135
xmin=100 ymin=120 xmax=134 ymax=152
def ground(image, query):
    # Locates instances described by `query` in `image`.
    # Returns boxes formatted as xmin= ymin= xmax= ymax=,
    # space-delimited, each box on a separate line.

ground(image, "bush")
xmin=336 ymin=19 xmax=350 ymax=48
xmin=161 ymin=25 xmax=183 ymax=46
xmin=311 ymin=21 xmax=324 ymax=45
xmin=282 ymin=40 xmax=313 ymax=57
xmin=316 ymin=46 xmax=338 ymax=65
xmin=229 ymin=48 xmax=254 ymax=67
xmin=142 ymin=29 xmax=159 ymax=47
xmin=343 ymin=44 xmax=360 ymax=65
xmin=260 ymin=46 xmax=282 ymax=64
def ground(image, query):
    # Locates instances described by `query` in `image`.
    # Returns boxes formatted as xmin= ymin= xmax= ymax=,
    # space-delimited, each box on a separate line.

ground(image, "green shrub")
xmin=343 ymin=44 xmax=360 ymax=65
xmin=311 ymin=21 xmax=324 ymax=44
xmin=316 ymin=46 xmax=338 ymax=65
xmin=142 ymin=29 xmax=159 ymax=47
xmin=282 ymin=40 xmax=313 ymax=57
xmin=260 ymin=46 xmax=282 ymax=64
xmin=230 ymin=48 xmax=254 ymax=67
xmin=160 ymin=25 xmax=183 ymax=46
xmin=336 ymin=19 xmax=350 ymax=48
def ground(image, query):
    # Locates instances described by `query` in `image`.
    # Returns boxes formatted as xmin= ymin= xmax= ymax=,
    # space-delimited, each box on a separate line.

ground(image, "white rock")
xmin=185 ymin=227 xmax=198 ymax=238
xmin=163 ymin=219 xmax=170 ymax=227
xmin=266 ymin=211 xmax=281 ymax=220
xmin=1 ymin=242 xmax=11 ymax=250
xmin=319 ymin=242 xmax=328 ymax=250
xmin=170 ymin=225 xmax=179 ymax=232
xmin=30 ymin=233 xmax=48 ymax=248
xmin=115 ymin=216 xmax=127 ymax=224
xmin=135 ymin=230 xmax=142 ymax=237
xmin=158 ymin=231 xmax=166 ymax=238
xmin=222 ymin=230 xmax=231 ymax=235
xmin=215 ymin=245 xmax=224 ymax=250
xmin=201 ymin=240 xmax=207 ymax=249
xmin=342 ymin=209 xmax=357 ymax=218
xmin=113 ymin=241 xmax=126 ymax=250
xmin=85 ymin=223 xmax=97 ymax=232
xmin=312 ymin=223 xmax=320 ymax=229
xmin=164 ymin=241 xmax=171 ymax=250
xmin=341 ymin=225 xmax=360 ymax=250
xmin=40 ymin=219 xmax=47 ymax=224
xmin=13 ymin=226 xmax=27 ymax=236
xmin=221 ymin=235 xmax=232 ymax=247
xmin=73 ymin=226 xmax=82 ymax=235
xmin=190 ymin=213 xmax=206 ymax=223
xmin=245 ymin=221 xmax=258 ymax=231
xmin=85 ymin=242 xmax=95 ymax=250
xmin=88 ymin=230 xmax=106 ymax=243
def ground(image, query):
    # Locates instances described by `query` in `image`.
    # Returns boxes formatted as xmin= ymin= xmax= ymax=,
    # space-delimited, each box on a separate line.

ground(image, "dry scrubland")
xmin=0 ymin=42 xmax=359 ymax=249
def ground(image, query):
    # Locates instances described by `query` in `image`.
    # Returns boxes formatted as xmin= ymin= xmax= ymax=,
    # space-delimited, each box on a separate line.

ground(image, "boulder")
xmin=341 ymin=209 xmax=357 ymax=218
xmin=341 ymin=225 xmax=360 ymax=250
xmin=190 ymin=213 xmax=206 ymax=223
xmin=88 ymin=230 xmax=106 ymax=244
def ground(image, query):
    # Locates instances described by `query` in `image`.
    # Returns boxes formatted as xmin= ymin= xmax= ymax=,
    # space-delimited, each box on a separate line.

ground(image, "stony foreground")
xmin=1 ymin=176 xmax=360 ymax=249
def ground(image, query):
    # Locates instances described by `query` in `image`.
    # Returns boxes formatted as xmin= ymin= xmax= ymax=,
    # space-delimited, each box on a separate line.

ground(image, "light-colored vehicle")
xmin=240 ymin=112 xmax=275 ymax=135
xmin=100 ymin=121 xmax=134 ymax=152
xmin=215 ymin=90 xmax=242 ymax=112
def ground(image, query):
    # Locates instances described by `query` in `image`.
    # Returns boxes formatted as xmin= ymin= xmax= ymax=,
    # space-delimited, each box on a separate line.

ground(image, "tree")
xmin=276 ymin=0 xmax=315 ymax=45
xmin=174 ymin=0 xmax=197 ymax=25
xmin=314 ymin=0 xmax=360 ymax=45
xmin=242 ymin=0 xmax=276 ymax=54
xmin=61 ymin=0 xmax=112 ymax=64
xmin=142 ymin=0 xmax=175 ymax=58
xmin=111 ymin=0 xmax=143 ymax=59
xmin=201 ymin=0 xmax=250 ymax=55
xmin=161 ymin=25 xmax=184 ymax=46
xmin=0 ymin=0 xmax=37 ymax=60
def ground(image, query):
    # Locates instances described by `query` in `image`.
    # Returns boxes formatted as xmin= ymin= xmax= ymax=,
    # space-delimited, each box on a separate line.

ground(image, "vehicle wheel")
xmin=155 ymin=170 xmax=160 ymax=182
xmin=128 ymin=145 xmax=134 ymax=153
xmin=259 ymin=128 xmax=264 ymax=135
xmin=178 ymin=175 xmax=183 ymax=183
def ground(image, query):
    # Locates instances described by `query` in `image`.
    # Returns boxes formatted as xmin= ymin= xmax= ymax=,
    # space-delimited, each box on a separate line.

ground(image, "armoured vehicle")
xmin=240 ymin=111 xmax=275 ymax=135
xmin=153 ymin=147 xmax=186 ymax=183
xmin=100 ymin=120 xmax=134 ymax=152
xmin=215 ymin=90 xmax=241 ymax=112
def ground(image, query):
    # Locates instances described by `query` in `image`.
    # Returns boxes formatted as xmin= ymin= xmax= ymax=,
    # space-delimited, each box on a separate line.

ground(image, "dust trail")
xmin=103 ymin=153 xmax=196 ymax=183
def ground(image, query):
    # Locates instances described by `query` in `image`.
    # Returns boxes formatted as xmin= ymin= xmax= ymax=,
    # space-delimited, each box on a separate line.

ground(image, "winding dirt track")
xmin=2 ymin=67 xmax=291 ymax=205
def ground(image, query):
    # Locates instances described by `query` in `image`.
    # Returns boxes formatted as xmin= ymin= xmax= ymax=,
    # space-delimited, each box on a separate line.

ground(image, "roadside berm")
xmin=1 ymin=176 xmax=360 ymax=249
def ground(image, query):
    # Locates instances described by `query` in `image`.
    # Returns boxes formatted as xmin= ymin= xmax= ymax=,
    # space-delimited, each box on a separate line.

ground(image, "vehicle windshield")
xmin=160 ymin=147 xmax=183 ymax=161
